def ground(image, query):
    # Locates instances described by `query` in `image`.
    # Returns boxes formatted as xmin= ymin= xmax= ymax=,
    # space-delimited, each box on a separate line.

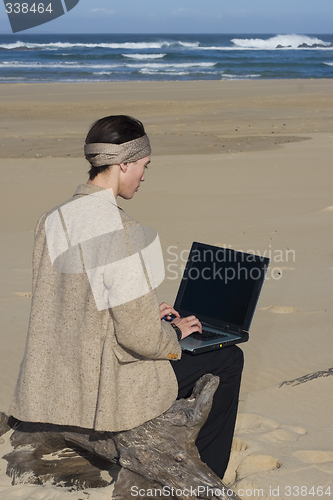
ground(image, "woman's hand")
xmin=159 ymin=302 xmax=202 ymax=340
xmin=159 ymin=302 xmax=180 ymax=320
xmin=171 ymin=315 xmax=202 ymax=340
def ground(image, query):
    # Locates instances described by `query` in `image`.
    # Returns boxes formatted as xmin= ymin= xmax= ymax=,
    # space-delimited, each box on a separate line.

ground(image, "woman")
xmin=10 ymin=115 xmax=243 ymax=479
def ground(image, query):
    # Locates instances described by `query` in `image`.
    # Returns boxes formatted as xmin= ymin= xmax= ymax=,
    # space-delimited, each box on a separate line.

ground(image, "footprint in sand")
xmin=285 ymin=425 xmax=308 ymax=435
xmin=261 ymin=305 xmax=299 ymax=314
xmin=13 ymin=292 xmax=31 ymax=298
xmin=235 ymin=413 xmax=279 ymax=433
xmin=293 ymin=450 xmax=333 ymax=464
xmin=232 ymin=437 xmax=249 ymax=452
xmin=261 ymin=425 xmax=307 ymax=443
xmin=223 ymin=437 xmax=249 ymax=485
xmin=224 ymin=451 xmax=246 ymax=485
xmin=224 ymin=438 xmax=250 ymax=484
xmin=316 ymin=462 xmax=333 ymax=474
xmin=225 ymin=417 xmax=284 ymax=487
xmin=236 ymin=454 xmax=282 ymax=478
xmin=236 ymin=414 xmax=307 ymax=443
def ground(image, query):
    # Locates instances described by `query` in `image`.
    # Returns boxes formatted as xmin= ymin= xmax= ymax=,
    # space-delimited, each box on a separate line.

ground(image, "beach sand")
xmin=0 ymin=80 xmax=332 ymax=499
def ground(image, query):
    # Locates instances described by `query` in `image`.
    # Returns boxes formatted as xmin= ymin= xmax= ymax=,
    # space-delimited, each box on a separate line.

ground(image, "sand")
xmin=0 ymin=80 xmax=332 ymax=499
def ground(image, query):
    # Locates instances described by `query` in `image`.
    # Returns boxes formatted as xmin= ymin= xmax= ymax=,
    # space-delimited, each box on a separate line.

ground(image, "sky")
xmin=0 ymin=0 xmax=333 ymax=34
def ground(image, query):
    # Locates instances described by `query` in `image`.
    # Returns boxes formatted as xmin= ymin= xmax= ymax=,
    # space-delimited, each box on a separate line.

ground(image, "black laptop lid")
xmin=174 ymin=242 xmax=270 ymax=333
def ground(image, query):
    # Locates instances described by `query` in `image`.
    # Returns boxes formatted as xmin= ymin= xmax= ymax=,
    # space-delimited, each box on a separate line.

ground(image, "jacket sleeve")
xmin=110 ymin=291 xmax=181 ymax=361
xmin=104 ymin=218 xmax=181 ymax=361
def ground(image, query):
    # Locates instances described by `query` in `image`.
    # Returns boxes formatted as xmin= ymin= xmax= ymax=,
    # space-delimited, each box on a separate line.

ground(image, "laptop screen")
xmin=174 ymin=242 xmax=270 ymax=332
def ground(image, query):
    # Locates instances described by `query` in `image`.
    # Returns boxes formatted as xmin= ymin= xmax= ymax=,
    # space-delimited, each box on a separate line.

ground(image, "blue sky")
xmin=1 ymin=0 xmax=333 ymax=34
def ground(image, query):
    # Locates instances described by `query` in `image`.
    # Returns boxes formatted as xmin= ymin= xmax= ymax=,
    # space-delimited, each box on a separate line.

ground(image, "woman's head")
xmin=85 ymin=115 xmax=148 ymax=180
xmin=85 ymin=115 xmax=151 ymax=199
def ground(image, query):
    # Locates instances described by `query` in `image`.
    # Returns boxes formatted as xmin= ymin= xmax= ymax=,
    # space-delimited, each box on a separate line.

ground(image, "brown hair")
xmin=85 ymin=115 xmax=146 ymax=180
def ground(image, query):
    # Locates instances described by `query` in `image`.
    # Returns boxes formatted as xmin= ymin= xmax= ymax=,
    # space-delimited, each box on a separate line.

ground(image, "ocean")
xmin=0 ymin=33 xmax=333 ymax=82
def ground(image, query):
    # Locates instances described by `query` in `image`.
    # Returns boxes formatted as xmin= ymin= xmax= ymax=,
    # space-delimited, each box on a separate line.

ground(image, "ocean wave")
xmin=178 ymin=41 xmax=200 ymax=48
xmin=222 ymin=73 xmax=261 ymax=79
xmin=0 ymin=61 xmax=216 ymax=71
xmin=0 ymin=40 xmax=200 ymax=51
xmin=0 ymin=76 xmax=26 ymax=80
xmin=2 ymin=36 xmax=332 ymax=53
xmin=324 ymin=62 xmax=333 ymax=66
xmin=192 ymin=45 xmax=302 ymax=51
xmin=0 ymin=61 xmax=216 ymax=70
xmin=122 ymin=53 xmax=166 ymax=59
xmin=0 ymin=41 xmax=171 ymax=50
xmin=140 ymin=68 xmax=190 ymax=75
xmin=193 ymin=46 xmax=237 ymax=51
xmin=92 ymin=71 xmax=122 ymax=76
xmin=193 ymin=45 xmax=281 ymax=51
xmin=231 ymin=34 xmax=332 ymax=50
xmin=0 ymin=61 xmax=121 ymax=69
xmin=125 ymin=62 xmax=216 ymax=69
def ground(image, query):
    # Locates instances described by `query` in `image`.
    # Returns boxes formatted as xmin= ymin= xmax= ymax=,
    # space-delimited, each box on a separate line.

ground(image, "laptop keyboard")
xmin=191 ymin=330 xmax=228 ymax=341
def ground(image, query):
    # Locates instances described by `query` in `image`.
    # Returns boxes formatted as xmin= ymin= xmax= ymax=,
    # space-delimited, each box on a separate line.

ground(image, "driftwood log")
xmin=0 ymin=374 xmax=241 ymax=500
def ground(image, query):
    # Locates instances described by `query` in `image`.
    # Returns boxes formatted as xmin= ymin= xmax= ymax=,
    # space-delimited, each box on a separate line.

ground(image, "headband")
xmin=84 ymin=134 xmax=151 ymax=168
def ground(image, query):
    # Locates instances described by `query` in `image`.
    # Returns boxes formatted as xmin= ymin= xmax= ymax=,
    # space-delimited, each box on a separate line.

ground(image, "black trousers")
xmin=171 ymin=345 xmax=244 ymax=479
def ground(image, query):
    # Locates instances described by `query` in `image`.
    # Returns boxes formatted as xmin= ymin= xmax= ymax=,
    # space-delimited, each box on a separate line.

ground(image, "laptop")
xmin=172 ymin=242 xmax=270 ymax=354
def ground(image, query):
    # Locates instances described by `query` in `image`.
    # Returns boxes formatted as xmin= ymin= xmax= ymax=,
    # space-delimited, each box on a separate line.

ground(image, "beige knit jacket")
xmin=9 ymin=184 xmax=181 ymax=432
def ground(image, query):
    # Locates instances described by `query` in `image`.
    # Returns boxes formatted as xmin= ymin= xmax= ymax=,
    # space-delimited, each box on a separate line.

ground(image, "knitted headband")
xmin=84 ymin=134 xmax=151 ymax=168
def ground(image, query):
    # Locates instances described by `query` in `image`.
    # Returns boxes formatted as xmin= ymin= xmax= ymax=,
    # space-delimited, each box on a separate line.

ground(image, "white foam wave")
xmin=0 ymin=76 xmax=26 ymax=80
xmin=0 ymin=40 xmax=200 ymax=51
xmin=222 ymin=73 xmax=261 ymax=79
xmin=0 ymin=41 xmax=171 ymax=50
xmin=126 ymin=62 xmax=216 ymax=69
xmin=0 ymin=61 xmax=121 ymax=69
xmin=178 ymin=41 xmax=200 ymax=48
xmin=231 ymin=34 xmax=332 ymax=50
xmin=194 ymin=46 xmax=286 ymax=51
xmin=324 ymin=62 xmax=333 ymax=66
xmin=194 ymin=46 xmax=236 ymax=51
xmin=140 ymin=68 xmax=190 ymax=76
xmin=0 ymin=61 xmax=215 ymax=72
xmin=122 ymin=53 xmax=166 ymax=60
xmin=92 ymin=71 xmax=120 ymax=76
xmin=193 ymin=45 xmax=296 ymax=51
